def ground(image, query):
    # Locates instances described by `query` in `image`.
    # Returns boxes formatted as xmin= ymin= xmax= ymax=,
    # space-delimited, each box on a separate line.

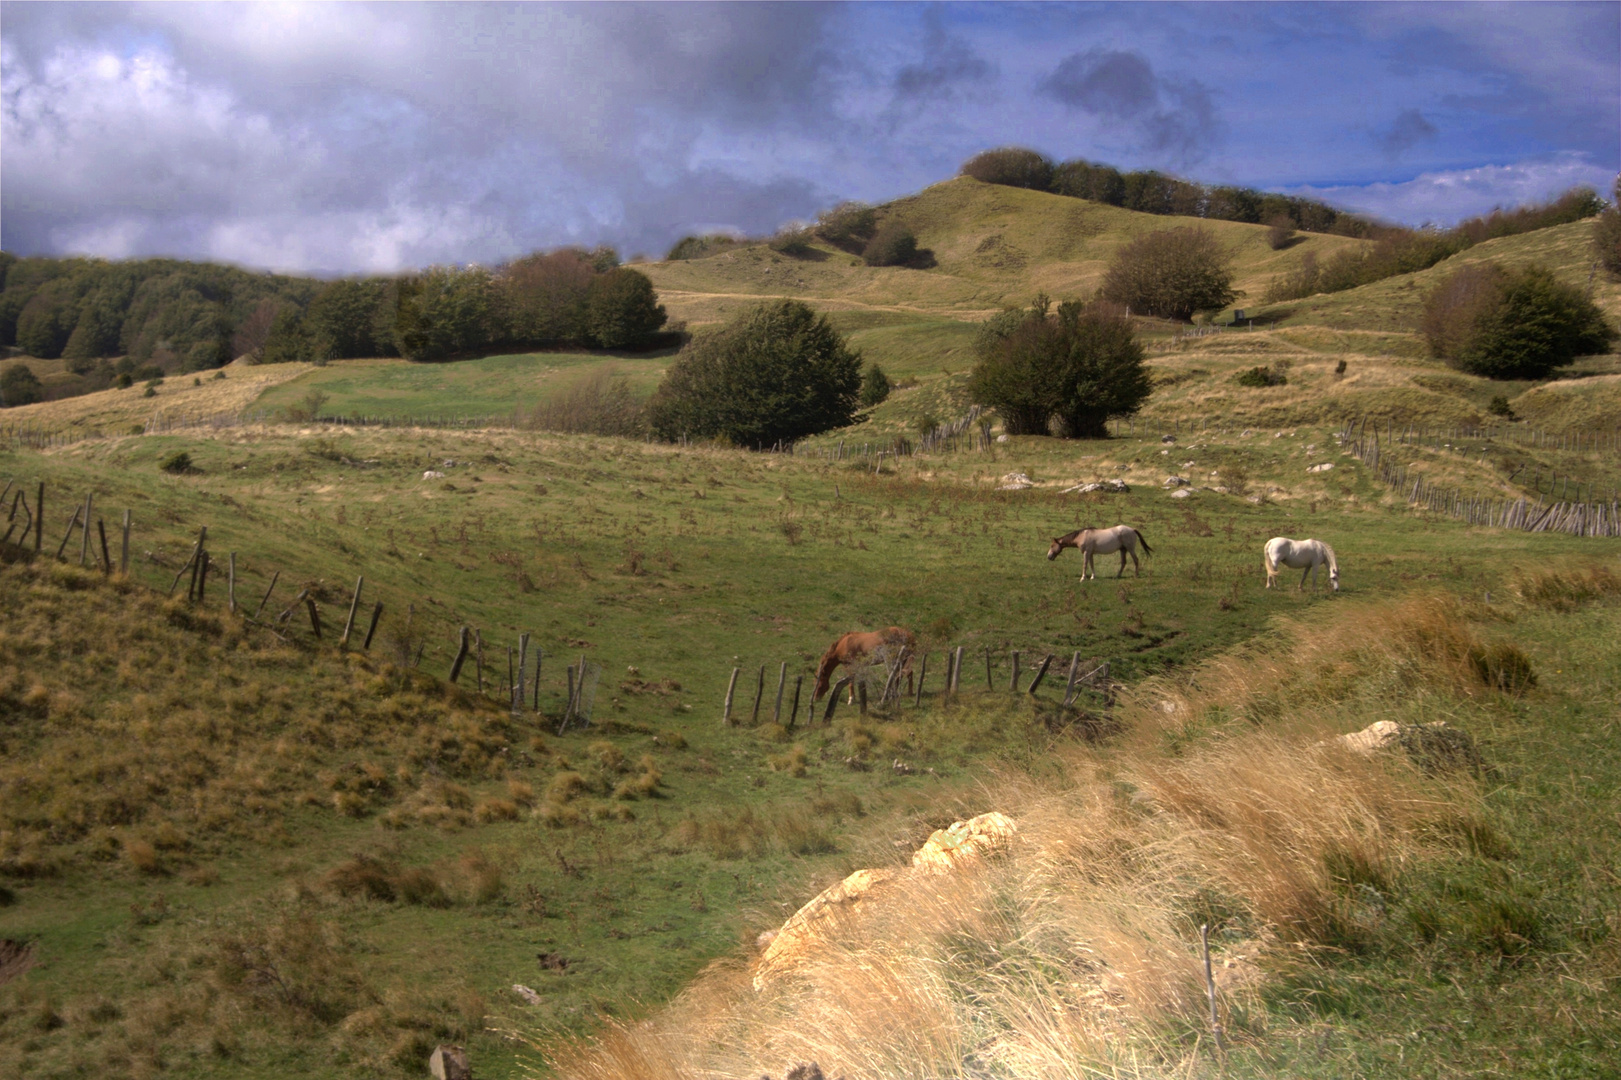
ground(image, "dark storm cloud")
xmin=1380 ymin=109 xmax=1438 ymax=157
xmin=893 ymin=11 xmax=995 ymax=99
xmin=1038 ymin=48 xmax=1221 ymax=164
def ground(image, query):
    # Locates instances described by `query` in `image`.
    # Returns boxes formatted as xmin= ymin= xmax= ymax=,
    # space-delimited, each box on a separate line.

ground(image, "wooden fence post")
xmin=305 ymin=595 xmax=322 ymax=638
xmin=950 ymin=646 xmax=963 ymax=694
xmin=97 ymin=519 xmax=111 ymax=576
xmin=787 ymin=675 xmax=802 ymax=730
xmin=824 ymin=677 xmax=851 ymax=724
xmin=55 ymin=506 xmax=82 ymax=561
xmin=254 ymin=570 xmax=280 ymax=619
xmin=984 ymin=647 xmax=993 ymax=690
xmin=750 ymin=664 xmax=766 ymax=725
xmin=449 ymin=626 xmax=471 ymax=683
xmin=196 ymin=548 xmax=209 ymax=603
xmin=79 ymin=494 xmax=92 ymax=567
xmin=119 ymin=510 xmax=130 ymax=576
xmin=515 ymin=633 xmax=530 ymax=715
xmin=533 ymin=648 xmax=544 ymax=710
xmin=34 ymin=482 xmax=43 ymax=553
xmin=722 ymin=667 xmax=740 ymax=725
xmin=773 ymin=662 xmax=788 ymax=724
xmin=914 ymin=652 xmax=927 ymax=707
xmin=475 ymin=631 xmax=485 ymax=693
xmin=1062 ymin=652 xmax=1081 ymax=707
xmin=341 ymin=576 xmax=363 ymax=646
xmin=1026 ymin=654 xmax=1054 ymax=695
xmin=1009 ymin=650 xmax=1021 ymax=692
xmin=565 ymin=664 xmax=577 ymax=726
xmin=857 ymin=680 xmax=868 ymax=716
xmin=227 ymin=552 xmax=236 ymax=612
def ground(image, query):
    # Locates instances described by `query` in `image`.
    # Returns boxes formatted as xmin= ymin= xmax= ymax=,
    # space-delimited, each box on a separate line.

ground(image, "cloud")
xmin=1037 ymin=48 xmax=1221 ymax=164
xmin=893 ymin=11 xmax=995 ymax=100
xmin=1379 ymin=109 xmax=1439 ymax=158
xmin=1285 ymin=152 xmax=1614 ymax=228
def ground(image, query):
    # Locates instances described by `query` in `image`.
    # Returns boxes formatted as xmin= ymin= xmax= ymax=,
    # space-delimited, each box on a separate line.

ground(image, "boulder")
xmin=1163 ymin=475 xmax=1189 ymax=487
xmin=429 ymin=1045 xmax=472 ymax=1080
xmin=753 ymin=868 xmax=898 ymax=989
xmin=423 ymin=470 xmax=445 ymax=480
xmin=1334 ymin=720 xmax=1482 ymax=774
xmin=511 ymin=984 xmax=541 ymax=1005
xmin=1170 ymin=488 xmax=1194 ymax=499
xmin=995 ymin=433 xmax=1010 ymax=443
xmin=1307 ymin=463 xmax=1335 ymax=473
xmin=1061 ymin=479 xmax=1130 ymax=494
xmin=912 ymin=811 xmax=1018 ymax=875
xmin=1160 ymin=434 xmax=1177 ymax=443
xmin=998 ymin=472 xmax=1034 ymax=490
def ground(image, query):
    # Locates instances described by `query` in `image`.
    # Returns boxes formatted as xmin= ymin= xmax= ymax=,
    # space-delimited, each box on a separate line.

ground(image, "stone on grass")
xmin=429 ymin=1044 xmax=472 ymax=1080
xmin=1307 ymin=462 xmax=1335 ymax=473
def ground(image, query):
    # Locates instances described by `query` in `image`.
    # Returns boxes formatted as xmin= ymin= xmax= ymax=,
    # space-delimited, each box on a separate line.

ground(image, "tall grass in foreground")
xmin=531 ymin=590 xmax=1550 ymax=1079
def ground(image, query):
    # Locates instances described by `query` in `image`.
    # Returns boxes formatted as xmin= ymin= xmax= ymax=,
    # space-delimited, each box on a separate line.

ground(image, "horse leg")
xmin=1129 ymin=546 xmax=1142 ymax=577
xmin=1300 ymin=564 xmax=1311 ymax=591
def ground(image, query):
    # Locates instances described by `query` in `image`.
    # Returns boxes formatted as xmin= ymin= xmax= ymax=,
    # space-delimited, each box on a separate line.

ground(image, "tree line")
xmin=0 ymin=247 xmax=669 ymax=405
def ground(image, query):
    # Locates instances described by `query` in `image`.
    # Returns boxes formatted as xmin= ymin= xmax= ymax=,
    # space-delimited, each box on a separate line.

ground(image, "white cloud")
xmin=1286 ymin=153 xmax=1615 ymax=227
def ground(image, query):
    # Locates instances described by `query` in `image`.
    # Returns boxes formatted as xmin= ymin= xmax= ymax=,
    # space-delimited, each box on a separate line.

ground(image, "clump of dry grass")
xmin=1511 ymin=564 xmax=1621 ymax=611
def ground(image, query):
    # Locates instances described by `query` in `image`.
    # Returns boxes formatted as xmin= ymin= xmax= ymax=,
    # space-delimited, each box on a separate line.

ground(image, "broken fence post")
xmin=341 ymin=576 xmax=364 ymax=646
xmin=1026 ymin=654 xmax=1054 ymax=695
xmin=98 ymin=519 xmax=111 ymax=577
xmin=722 ymin=667 xmax=740 ymax=725
xmin=773 ymin=661 xmax=787 ymax=724
xmin=305 ymin=595 xmax=322 ymax=638
xmin=449 ymin=626 xmax=471 ymax=683
xmin=120 ymin=510 xmax=131 ymax=576
xmin=914 ymin=652 xmax=927 ymax=707
xmin=750 ymin=664 xmax=766 ymax=725
xmin=363 ymin=601 xmax=384 ymax=650
xmin=1009 ymin=650 xmax=1021 ymax=693
xmin=254 ymin=570 xmax=280 ymax=619
xmin=788 ymin=674 xmax=802 ymax=730
xmin=79 ymin=494 xmax=92 ymax=567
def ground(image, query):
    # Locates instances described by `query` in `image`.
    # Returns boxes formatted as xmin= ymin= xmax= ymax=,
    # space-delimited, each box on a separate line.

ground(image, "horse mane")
xmin=1318 ymin=540 xmax=1338 ymax=570
xmin=1057 ymin=527 xmax=1092 ymax=544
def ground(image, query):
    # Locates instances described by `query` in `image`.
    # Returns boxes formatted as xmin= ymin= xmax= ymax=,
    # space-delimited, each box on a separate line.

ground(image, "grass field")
xmin=2 ymin=181 xmax=1619 ymax=1079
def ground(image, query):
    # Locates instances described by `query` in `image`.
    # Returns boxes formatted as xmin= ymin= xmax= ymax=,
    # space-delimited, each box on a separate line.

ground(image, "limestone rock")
xmin=1307 ymin=462 xmax=1335 ymax=473
xmin=1338 ymin=719 xmax=1402 ymax=754
xmin=423 ymin=470 xmax=445 ymax=480
xmin=1170 ymin=488 xmax=1194 ymax=499
xmin=1163 ymin=475 xmax=1189 ymax=487
xmin=753 ymin=868 xmax=898 ymax=989
xmin=998 ymin=472 xmax=1034 ymax=490
xmin=429 ymin=1044 xmax=472 ymax=1080
xmin=912 ymin=811 xmax=1018 ymax=875
xmin=1062 ymin=479 xmax=1130 ymax=494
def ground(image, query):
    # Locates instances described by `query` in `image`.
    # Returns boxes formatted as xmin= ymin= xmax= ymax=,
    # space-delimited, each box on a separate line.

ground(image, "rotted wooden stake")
xmin=449 ymin=626 xmax=471 ymax=683
xmin=722 ymin=667 xmax=740 ymax=725
xmin=362 ymin=601 xmax=384 ymax=650
xmin=341 ymin=576 xmax=363 ymax=645
xmin=254 ymin=570 xmax=281 ymax=619
xmin=305 ymin=595 xmax=322 ymax=638
xmin=1026 ymin=654 xmax=1054 ymax=695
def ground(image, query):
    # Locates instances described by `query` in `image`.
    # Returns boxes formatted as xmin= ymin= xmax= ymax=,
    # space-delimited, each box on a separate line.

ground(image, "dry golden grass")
xmin=529 ymin=591 xmax=1509 ymax=1079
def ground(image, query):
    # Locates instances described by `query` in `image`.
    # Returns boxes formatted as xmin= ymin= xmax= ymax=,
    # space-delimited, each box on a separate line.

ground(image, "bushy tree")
xmin=862 ymin=223 xmax=918 ymax=267
xmin=961 ymin=148 xmax=1054 ymax=191
xmin=768 ymin=226 xmax=815 ymax=257
xmin=1421 ymin=263 xmax=1614 ymax=379
xmin=815 ymin=202 xmax=877 ymax=252
xmin=1595 ymin=177 xmax=1621 ymax=279
xmin=860 ymin=362 xmax=891 ymax=406
xmin=1265 ymin=215 xmax=1296 ymax=250
xmin=585 ymin=267 xmax=667 ymax=349
xmin=1 ymin=362 xmax=44 ymax=407
xmin=1052 ymin=159 xmax=1125 ymax=205
xmin=665 ymin=234 xmax=738 ymax=261
xmin=969 ymin=297 xmax=1151 ymax=437
xmin=303 ymin=279 xmax=397 ymax=361
xmin=646 ymin=299 xmax=862 ymax=446
xmin=1099 ymin=227 xmax=1239 ymax=322
xmin=501 ymin=248 xmax=596 ymax=344
xmin=394 ymin=266 xmax=501 ymax=362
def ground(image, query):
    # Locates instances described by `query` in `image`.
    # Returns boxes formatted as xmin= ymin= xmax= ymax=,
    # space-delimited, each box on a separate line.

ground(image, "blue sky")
xmin=2 ymin=1 xmax=1616 ymax=276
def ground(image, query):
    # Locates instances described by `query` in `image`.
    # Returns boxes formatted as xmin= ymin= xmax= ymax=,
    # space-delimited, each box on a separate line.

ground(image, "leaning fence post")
xmin=120 ymin=510 xmax=131 ymax=576
xmin=950 ymin=646 xmax=964 ymax=695
xmin=79 ymin=494 xmax=92 ymax=567
xmin=750 ymin=664 xmax=766 ymax=725
xmin=305 ymin=595 xmax=322 ymax=638
xmin=196 ymin=548 xmax=209 ymax=603
xmin=787 ymin=675 xmax=803 ymax=730
xmin=449 ymin=626 xmax=471 ymax=683
xmin=55 ymin=505 xmax=82 ymax=561
xmin=341 ymin=576 xmax=363 ymax=646
xmin=34 ymin=482 xmax=43 ymax=553
xmin=1062 ymin=652 xmax=1081 ymax=707
xmin=1009 ymin=650 xmax=1021 ymax=692
xmin=565 ymin=665 xmax=577 ymax=727
xmin=97 ymin=519 xmax=111 ymax=576
xmin=722 ymin=667 xmax=740 ymax=725
xmin=1026 ymin=654 xmax=1054 ymax=695
xmin=773 ymin=661 xmax=788 ymax=725
xmin=914 ymin=652 xmax=928 ymax=707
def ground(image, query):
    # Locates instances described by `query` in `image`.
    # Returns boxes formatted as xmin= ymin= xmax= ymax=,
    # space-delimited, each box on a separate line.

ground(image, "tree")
xmin=960 ymin=148 xmax=1054 ymax=191
xmin=815 ymin=203 xmax=877 ymax=252
xmin=1421 ymin=263 xmax=1614 ymax=379
xmin=304 ymin=279 xmax=395 ymax=361
xmin=646 ymin=299 xmax=862 ymax=446
xmin=1595 ymin=177 xmax=1621 ymax=279
xmin=862 ymin=224 xmax=917 ymax=267
xmin=1099 ymin=227 xmax=1239 ymax=322
xmin=1 ymin=363 xmax=44 ymax=407
xmin=860 ymin=363 xmax=891 ymax=406
xmin=1265 ymin=214 xmax=1297 ymax=250
xmin=394 ymin=266 xmax=501 ymax=362
xmin=232 ymin=299 xmax=282 ymax=362
xmin=586 ymin=268 xmax=667 ymax=349
xmin=969 ymin=297 xmax=1151 ymax=437
xmin=500 ymin=248 xmax=596 ymax=345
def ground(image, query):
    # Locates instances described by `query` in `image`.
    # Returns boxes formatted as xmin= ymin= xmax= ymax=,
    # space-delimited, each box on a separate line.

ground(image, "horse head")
xmin=1047 ymin=537 xmax=1066 ymax=561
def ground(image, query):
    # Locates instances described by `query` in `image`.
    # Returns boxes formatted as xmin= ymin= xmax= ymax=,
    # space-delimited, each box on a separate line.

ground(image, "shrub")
xmin=1263 ymin=252 xmax=1321 ymax=302
xmin=1265 ymin=214 xmax=1296 ymax=250
xmin=862 ymin=223 xmax=918 ymax=267
xmin=960 ymin=147 xmax=1054 ymax=191
xmin=514 ymin=368 xmax=645 ymax=437
xmin=159 ymin=450 xmax=194 ymax=475
xmin=1421 ymin=263 xmax=1614 ymax=379
xmin=769 ymin=227 xmax=815 ymax=257
xmin=1594 ymin=177 xmax=1621 ymax=279
xmin=1099 ymin=227 xmax=1239 ymax=322
xmin=815 ymin=203 xmax=877 ymax=251
xmin=1487 ymin=395 xmax=1515 ymax=419
xmin=968 ymin=297 xmax=1151 ymax=437
xmin=1233 ymin=364 xmax=1288 ymax=388
xmin=585 ymin=267 xmax=667 ymax=349
xmin=665 ymin=234 xmax=738 ymax=261
xmin=860 ymin=363 xmax=891 ymax=406
xmin=646 ymin=299 xmax=863 ymax=447
xmin=0 ymin=363 xmax=44 ymax=407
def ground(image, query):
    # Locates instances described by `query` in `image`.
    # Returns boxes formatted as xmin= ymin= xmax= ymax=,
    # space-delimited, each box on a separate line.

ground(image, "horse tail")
xmin=1134 ymin=528 xmax=1153 ymax=556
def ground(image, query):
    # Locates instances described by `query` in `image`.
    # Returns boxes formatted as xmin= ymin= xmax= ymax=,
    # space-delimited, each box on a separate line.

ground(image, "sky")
xmin=2 ymin=1 xmax=1617 ymax=277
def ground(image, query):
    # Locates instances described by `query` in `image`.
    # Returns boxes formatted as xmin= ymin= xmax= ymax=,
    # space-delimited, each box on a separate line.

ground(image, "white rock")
xmin=1163 ymin=475 xmax=1189 ymax=487
xmin=1307 ymin=462 xmax=1335 ymax=473
xmin=995 ymin=433 xmax=1010 ymax=443
xmin=1170 ymin=488 xmax=1194 ymax=498
xmin=423 ymin=470 xmax=445 ymax=480
xmin=999 ymin=472 xmax=1033 ymax=490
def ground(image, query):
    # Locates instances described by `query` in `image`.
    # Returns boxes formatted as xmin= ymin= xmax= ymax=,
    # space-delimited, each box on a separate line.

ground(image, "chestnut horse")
xmin=1046 ymin=524 xmax=1153 ymax=579
xmin=813 ymin=626 xmax=917 ymax=703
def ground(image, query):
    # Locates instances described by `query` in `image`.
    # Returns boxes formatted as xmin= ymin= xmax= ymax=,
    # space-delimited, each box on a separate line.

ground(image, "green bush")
xmin=960 ymin=148 xmax=1054 ymax=191
xmin=1265 ymin=215 xmax=1296 ymax=250
xmin=665 ymin=234 xmax=739 ymax=261
xmin=1487 ymin=395 xmax=1514 ymax=419
xmin=159 ymin=450 xmax=193 ymax=475
xmin=1234 ymin=364 xmax=1288 ymax=388
xmin=768 ymin=227 xmax=815 ymax=257
xmin=968 ymin=297 xmax=1151 ymax=437
xmin=1421 ymin=263 xmax=1614 ymax=379
xmin=1595 ymin=178 xmax=1621 ymax=279
xmin=394 ymin=266 xmax=501 ymax=363
xmin=0 ymin=362 xmax=44 ymax=407
xmin=862 ymin=224 xmax=918 ymax=267
xmin=585 ymin=268 xmax=667 ymax=349
xmin=860 ymin=363 xmax=891 ymax=406
xmin=1099 ymin=227 xmax=1239 ymax=322
xmin=815 ymin=203 xmax=877 ymax=252
xmin=646 ymin=299 xmax=862 ymax=447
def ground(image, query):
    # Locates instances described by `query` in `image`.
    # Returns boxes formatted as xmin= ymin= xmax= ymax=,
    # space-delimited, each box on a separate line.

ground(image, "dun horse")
xmin=1264 ymin=537 xmax=1339 ymax=591
xmin=1047 ymin=525 xmax=1153 ymax=579
xmin=813 ymin=626 xmax=917 ymax=703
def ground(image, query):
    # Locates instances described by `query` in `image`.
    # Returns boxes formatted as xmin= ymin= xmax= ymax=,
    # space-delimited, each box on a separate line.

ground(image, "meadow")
xmin=1 ymin=178 xmax=1618 ymax=1078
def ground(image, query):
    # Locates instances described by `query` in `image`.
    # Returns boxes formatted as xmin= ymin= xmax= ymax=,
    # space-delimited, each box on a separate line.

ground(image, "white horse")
xmin=1048 ymin=525 xmax=1153 ymax=579
xmin=1264 ymin=537 xmax=1339 ymax=591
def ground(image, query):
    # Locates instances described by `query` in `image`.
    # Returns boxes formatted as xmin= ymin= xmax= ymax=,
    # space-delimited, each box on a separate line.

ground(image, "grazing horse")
xmin=813 ymin=626 xmax=916 ymax=703
xmin=1264 ymin=537 xmax=1339 ymax=591
xmin=1047 ymin=525 xmax=1153 ymax=579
